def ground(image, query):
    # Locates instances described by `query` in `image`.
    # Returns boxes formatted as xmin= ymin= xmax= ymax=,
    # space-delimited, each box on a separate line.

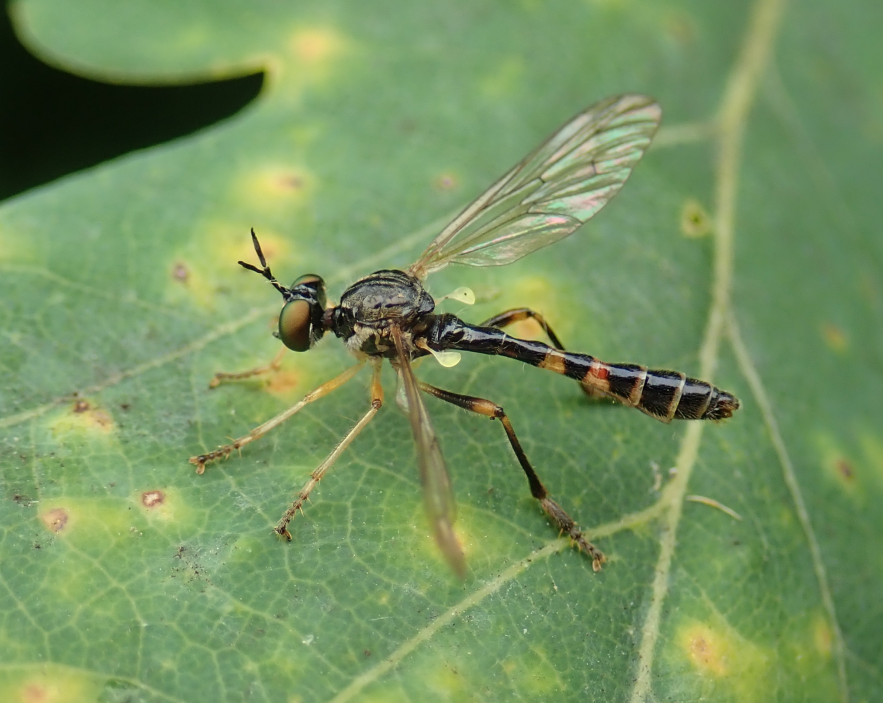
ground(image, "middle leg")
xmin=418 ymin=381 xmax=605 ymax=571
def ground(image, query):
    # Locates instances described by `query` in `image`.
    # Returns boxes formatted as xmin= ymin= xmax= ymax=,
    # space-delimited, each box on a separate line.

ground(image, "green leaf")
xmin=1 ymin=1 xmax=881 ymax=701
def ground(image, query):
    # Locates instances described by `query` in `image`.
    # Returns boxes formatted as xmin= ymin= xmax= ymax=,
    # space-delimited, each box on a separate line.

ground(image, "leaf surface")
xmin=1 ymin=1 xmax=881 ymax=701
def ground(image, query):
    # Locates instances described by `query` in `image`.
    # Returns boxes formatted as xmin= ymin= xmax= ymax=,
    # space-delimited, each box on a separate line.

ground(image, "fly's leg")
xmin=480 ymin=308 xmax=566 ymax=349
xmin=209 ymin=347 xmax=287 ymax=388
xmin=418 ymin=381 xmax=605 ymax=571
xmin=480 ymin=308 xmax=603 ymax=400
xmin=276 ymin=359 xmax=384 ymax=540
xmin=189 ymin=360 xmax=365 ymax=473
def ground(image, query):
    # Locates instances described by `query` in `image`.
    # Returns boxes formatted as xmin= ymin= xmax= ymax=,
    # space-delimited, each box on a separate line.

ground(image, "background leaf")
xmin=1 ymin=1 xmax=881 ymax=702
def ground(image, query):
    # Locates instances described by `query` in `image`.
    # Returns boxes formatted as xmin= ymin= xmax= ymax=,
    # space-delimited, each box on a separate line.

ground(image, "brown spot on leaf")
xmin=821 ymin=322 xmax=848 ymax=353
xmin=689 ymin=633 xmax=726 ymax=675
xmin=267 ymin=370 xmax=300 ymax=396
xmin=40 ymin=507 xmax=69 ymax=533
xmin=680 ymin=198 xmax=713 ymax=238
xmin=835 ymin=459 xmax=853 ymax=480
xmin=142 ymin=490 xmax=165 ymax=509
xmin=813 ymin=614 xmax=833 ymax=657
xmin=290 ymin=28 xmax=346 ymax=65
xmin=276 ymin=174 xmax=304 ymax=191
xmin=434 ymin=172 xmax=459 ymax=191
xmin=679 ymin=622 xmax=730 ymax=677
xmin=665 ymin=13 xmax=696 ymax=45
xmin=172 ymin=262 xmax=190 ymax=283
xmin=60 ymin=400 xmax=115 ymax=433
xmin=22 ymin=683 xmax=49 ymax=703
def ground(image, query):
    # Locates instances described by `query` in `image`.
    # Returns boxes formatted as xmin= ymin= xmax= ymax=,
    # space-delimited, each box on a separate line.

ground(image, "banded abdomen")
xmin=427 ymin=314 xmax=739 ymax=423
xmin=539 ymin=352 xmax=738 ymax=422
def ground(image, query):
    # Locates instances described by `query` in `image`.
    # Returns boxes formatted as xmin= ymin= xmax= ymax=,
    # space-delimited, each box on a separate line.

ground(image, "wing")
xmin=391 ymin=326 xmax=466 ymax=578
xmin=408 ymin=94 xmax=661 ymax=279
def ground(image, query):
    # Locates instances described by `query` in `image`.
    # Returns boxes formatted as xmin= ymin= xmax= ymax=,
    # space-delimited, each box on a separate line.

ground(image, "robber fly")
xmin=190 ymin=94 xmax=739 ymax=576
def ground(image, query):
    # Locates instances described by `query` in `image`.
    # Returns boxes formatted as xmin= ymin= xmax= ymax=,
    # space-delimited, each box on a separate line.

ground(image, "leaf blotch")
xmin=137 ymin=489 xmax=178 ymax=521
xmin=682 ymin=623 xmax=729 ymax=676
xmin=677 ymin=619 xmax=772 ymax=695
xmin=267 ymin=369 xmax=300 ymax=396
xmin=820 ymin=322 xmax=848 ymax=353
xmin=239 ymin=167 xmax=313 ymax=210
xmin=812 ymin=614 xmax=833 ymax=658
xmin=51 ymin=400 xmax=115 ymax=435
xmin=835 ymin=459 xmax=854 ymax=481
xmin=21 ymin=683 xmax=48 ymax=703
xmin=814 ymin=432 xmax=862 ymax=496
xmin=501 ymin=276 xmax=566 ymax=340
xmin=289 ymin=28 xmax=348 ymax=66
xmin=434 ymin=172 xmax=460 ymax=192
xmin=680 ymin=198 xmax=713 ymax=238
xmin=171 ymin=262 xmax=190 ymax=284
xmin=10 ymin=667 xmax=101 ymax=701
xmin=39 ymin=507 xmax=69 ymax=534
xmin=664 ymin=12 xmax=697 ymax=46
xmin=141 ymin=490 xmax=165 ymax=509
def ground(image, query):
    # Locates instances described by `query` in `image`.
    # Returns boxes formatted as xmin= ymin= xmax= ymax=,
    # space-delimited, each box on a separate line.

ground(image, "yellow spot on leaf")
xmin=493 ymin=275 xmax=566 ymax=340
xmin=1 ymin=666 xmax=102 ymax=703
xmin=680 ymin=198 xmax=713 ymax=238
xmin=859 ymin=431 xmax=883 ymax=484
xmin=425 ymin=659 xmax=466 ymax=698
xmin=289 ymin=28 xmax=347 ymax=65
xmin=434 ymin=172 xmax=459 ymax=192
xmin=167 ymin=224 xmax=298 ymax=309
xmin=682 ymin=622 xmax=730 ymax=676
xmin=480 ymin=56 xmax=524 ymax=98
xmin=50 ymin=400 xmax=115 ymax=436
xmin=141 ymin=490 xmax=166 ymax=509
xmin=814 ymin=432 xmax=862 ymax=498
xmin=136 ymin=488 xmax=178 ymax=522
xmin=171 ymin=261 xmax=190 ymax=284
xmin=675 ymin=618 xmax=772 ymax=702
xmin=267 ymin=369 xmax=300 ymax=396
xmin=39 ymin=507 xmax=70 ymax=534
xmin=664 ymin=12 xmax=697 ymax=46
xmin=0 ymin=225 xmax=36 ymax=263
xmin=821 ymin=322 xmax=848 ymax=353
xmin=812 ymin=614 xmax=833 ymax=658
xmin=239 ymin=165 xmax=313 ymax=211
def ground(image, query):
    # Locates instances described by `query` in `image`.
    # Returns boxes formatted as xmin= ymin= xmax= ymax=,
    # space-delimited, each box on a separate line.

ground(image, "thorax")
xmin=330 ymin=269 xmax=435 ymax=356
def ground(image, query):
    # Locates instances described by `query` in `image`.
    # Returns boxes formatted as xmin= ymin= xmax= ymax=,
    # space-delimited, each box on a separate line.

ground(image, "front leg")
xmin=189 ymin=360 xmax=365 ymax=472
xmin=209 ymin=347 xmax=287 ymax=388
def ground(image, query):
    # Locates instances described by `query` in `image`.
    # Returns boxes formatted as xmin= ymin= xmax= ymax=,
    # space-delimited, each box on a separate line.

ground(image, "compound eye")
xmin=278 ymin=299 xmax=312 ymax=352
xmin=293 ymin=274 xmax=322 ymax=288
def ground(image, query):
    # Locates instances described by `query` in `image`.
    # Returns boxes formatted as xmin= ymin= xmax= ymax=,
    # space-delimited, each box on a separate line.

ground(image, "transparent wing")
xmin=408 ymin=94 xmax=661 ymax=279
xmin=391 ymin=326 xmax=466 ymax=577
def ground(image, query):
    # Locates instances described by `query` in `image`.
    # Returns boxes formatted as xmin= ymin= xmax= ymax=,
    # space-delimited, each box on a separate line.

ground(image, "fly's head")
xmin=238 ymin=229 xmax=328 ymax=352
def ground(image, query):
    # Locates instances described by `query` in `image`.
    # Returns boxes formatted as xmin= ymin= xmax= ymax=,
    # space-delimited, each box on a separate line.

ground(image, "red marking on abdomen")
xmin=589 ymin=361 xmax=609 ymax=380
